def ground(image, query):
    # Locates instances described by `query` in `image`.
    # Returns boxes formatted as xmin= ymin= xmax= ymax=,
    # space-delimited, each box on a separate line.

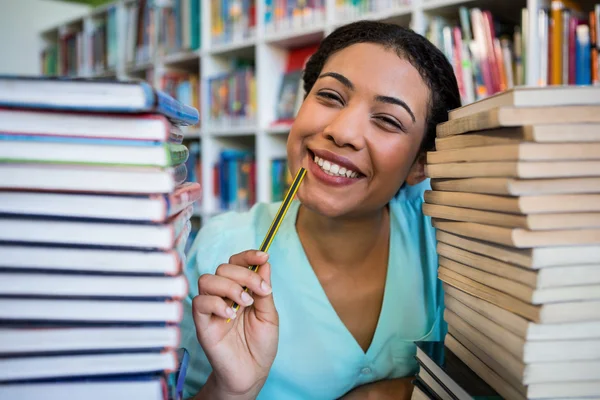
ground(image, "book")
xmin=444 ymin=304 xmax=600 ymax=363
xmin=436 ymin=105 xmax=600 ymax=137
xmin=448 ymin=323 xmax=600 ymax=388
xmin=0 ymin=76 xmax=199 ymax=126
xmin=445 ymin=333 xmax=600 ymax=399
xmin=0 ymin=377 xmax=168 ymax=400
xmin=0 ymin=243 xmax=182 ymax=275
xmin=0 ymin=326 xmax=180 ymax=354
xmin=0 ymin=297 xmax=182 ymax=323
xmin=437 ymin=242 xmax=600 ymax=288
xmin=0 ymin=182 xmax=201 ymax=222
xmin=438 ymin=269 xmax=600 ymax=323
xmin=0 ymin=205 xmax=192 ymax=250
xmin=424 ymin=160 xmax=600 ymax=179
xmin=414 ymin=341 xmax=501 ymax=400
xmin=0 ymin=135 xmax=189 ymax=167
xmin=425 ymin=190 xmax=600 ymax=214
xmin=0 ymin=351 xmax=177 ymax=382
xmin=0 ymin=272 xmax=188 ymax=299
xmin=426 ymin=142 xmax=600 ymax=164
xmin=434 ymin=124 xmax=600 ymax=151
xmin=0 ymin=163 xmax=187 ymax=194
xmin=0 ymin=108 xmax=184 ymax=142
xmin=436 ymin=230 xmax=600 ymax=268
xmin=424 ymin=203 xmax=600 ymax=230
xmin=447 ymin=86 xmax=600 ymax=120
xmin=444 ymin=285 xmax=600 ymax=340
xmin=439 ymin=257 xmax=600 ymax=304
xmin=432 ymin=219 xmax=600 ymax=247
xmin=430 ymin=177 xmax=600 ymax=195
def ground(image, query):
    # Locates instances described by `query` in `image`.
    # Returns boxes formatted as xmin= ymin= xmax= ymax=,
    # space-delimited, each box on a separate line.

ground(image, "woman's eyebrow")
xmin=318 ymin=72 xmax=354 ymax=91
xmin=375 ymin=95 xmax=416 ymax=123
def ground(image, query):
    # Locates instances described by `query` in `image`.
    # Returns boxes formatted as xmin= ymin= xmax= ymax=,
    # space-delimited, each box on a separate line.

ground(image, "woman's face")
xmin=287 ymin=42 xmax=430 ymax=218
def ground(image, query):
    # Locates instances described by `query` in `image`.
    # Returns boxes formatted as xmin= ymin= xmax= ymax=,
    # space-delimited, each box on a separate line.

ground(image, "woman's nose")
xmin=321 ymin=105 xmax=367 ymax=150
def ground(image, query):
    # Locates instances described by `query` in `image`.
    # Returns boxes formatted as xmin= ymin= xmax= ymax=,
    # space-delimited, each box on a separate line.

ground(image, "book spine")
xmin=576 ymin=25 xmax=592 ymax=85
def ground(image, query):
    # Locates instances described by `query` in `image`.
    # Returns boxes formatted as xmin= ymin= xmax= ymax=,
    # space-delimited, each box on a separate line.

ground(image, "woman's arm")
xmin=339 ymin=377 xmax=414 ymax=400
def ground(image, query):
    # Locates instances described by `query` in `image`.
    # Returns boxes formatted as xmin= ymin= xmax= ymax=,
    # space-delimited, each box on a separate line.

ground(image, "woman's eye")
xmin=375 ymin=116 xmax=405 ymax=132
xmin=317 ymin=91 xmax=343 ymax=105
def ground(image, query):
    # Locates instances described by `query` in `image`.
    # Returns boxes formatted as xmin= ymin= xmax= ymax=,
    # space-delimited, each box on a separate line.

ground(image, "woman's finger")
xmin=192 ymin=294 xmax=237 ymax=326
xmin=213 ymin=263 xmax=272 ymax=296
xmin=197 ymin=273 xmax=256 ymax=308
xmin=228 ymin=250 xmax=269 ymax=270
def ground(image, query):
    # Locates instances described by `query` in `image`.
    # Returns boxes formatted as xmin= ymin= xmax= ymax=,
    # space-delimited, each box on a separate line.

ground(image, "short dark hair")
xmin=303 ymin=20 xmax=461 ymax=152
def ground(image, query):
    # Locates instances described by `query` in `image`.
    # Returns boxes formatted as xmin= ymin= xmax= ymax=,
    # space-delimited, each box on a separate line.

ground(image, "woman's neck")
xmin=296 ymin=204 xmax=390 ymax=271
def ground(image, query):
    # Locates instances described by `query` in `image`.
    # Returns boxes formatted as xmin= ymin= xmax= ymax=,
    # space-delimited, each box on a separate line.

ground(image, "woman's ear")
xmin=405 ymin=152 xmax=427 ymax=186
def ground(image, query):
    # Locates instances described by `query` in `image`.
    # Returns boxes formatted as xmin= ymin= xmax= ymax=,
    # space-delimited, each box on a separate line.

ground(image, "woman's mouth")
xmin=307 ymin=149 xmax=364 ymax=186
xmin=313 ymin=155 xmax=360 ymax=178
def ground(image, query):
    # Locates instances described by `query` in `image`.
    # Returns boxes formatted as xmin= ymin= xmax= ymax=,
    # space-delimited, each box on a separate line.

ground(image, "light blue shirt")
xmin=180 ymin=179 xmax=445 ymax=399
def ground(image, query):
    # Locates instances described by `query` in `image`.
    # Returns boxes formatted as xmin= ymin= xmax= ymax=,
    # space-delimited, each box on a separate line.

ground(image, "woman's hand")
xmin=339 ymin=377 xmax=414 ymax=400
xmin=191 ymin=250 xmax=279 ymax=399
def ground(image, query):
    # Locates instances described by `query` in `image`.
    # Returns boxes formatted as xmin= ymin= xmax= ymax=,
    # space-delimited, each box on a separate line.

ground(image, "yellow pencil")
xmin=227 ymin=167 xmax=307 ymax=322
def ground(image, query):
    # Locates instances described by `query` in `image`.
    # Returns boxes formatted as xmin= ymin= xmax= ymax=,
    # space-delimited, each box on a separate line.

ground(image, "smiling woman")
xmin=180 ymin=20 xmax=461 ymax=400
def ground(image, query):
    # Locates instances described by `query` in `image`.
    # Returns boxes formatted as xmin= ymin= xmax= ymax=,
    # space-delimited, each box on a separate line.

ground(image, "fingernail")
xmin=241 ymin=291 xmax=254 ymax=305
xmin=261 ymin=280 xmax=272 ymax=294
xmin=257 ymin=251 xmax=268 ymax=258
xmin=225 ymin=307 xmax=236 ymax=318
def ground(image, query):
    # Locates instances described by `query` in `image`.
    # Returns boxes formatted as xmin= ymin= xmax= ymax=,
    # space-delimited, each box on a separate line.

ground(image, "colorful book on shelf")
xmin=0 ymin=75 xmax=200 ymax=126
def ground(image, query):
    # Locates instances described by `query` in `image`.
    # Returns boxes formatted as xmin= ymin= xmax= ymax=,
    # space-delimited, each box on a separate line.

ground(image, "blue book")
xmin=0 ymin=75 xmax=200 ymax=126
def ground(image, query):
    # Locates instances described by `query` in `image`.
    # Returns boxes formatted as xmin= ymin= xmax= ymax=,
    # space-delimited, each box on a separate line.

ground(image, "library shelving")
xmin=40 ymin=0 xmax=600 ymax=226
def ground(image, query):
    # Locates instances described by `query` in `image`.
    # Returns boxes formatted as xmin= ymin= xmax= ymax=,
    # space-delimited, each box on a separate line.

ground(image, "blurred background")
xmin=1 ymin=0 xmax=598 ymax=242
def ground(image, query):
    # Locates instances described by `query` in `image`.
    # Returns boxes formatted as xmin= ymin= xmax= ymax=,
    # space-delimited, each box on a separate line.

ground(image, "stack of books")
xmin=413 ymin=341 xmax=502 ymax=400
xmin=0 ymin=76 xmax=201 ymax=399
xmin=422 ymin=86 xmax=600 ymax=399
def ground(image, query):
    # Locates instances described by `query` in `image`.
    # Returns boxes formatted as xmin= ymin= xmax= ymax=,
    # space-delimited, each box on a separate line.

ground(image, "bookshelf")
xmin=39 ymin=0 xmax=599 ymax=225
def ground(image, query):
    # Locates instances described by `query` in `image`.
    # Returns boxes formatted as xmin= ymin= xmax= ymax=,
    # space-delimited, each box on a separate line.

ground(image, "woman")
xmin=181 ymin=20 xmax=461 ymax=399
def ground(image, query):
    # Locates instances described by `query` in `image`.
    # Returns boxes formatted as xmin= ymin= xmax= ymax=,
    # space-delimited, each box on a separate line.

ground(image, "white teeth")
xmin=313 ymin=155 xmax=359 ymax=178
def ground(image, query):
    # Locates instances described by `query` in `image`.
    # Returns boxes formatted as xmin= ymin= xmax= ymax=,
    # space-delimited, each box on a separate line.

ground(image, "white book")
xmin=0 ymin=244 xmax=181 ymax=275
xmin=448 ymin=86 xmax=600 ymax=120
xmin=0 ymin=298 xmax=182 ymax=323
xmin=0 ymin=378 xmax=166 ymax=400
xmin=0 ymin=139 xmax=186 ymax=167
xmin=0 ymin=326 xmax=179 ymax=354
xmin=0 ymin=272 xmax=187 ymax=299
xmin=444 ymin=284 xmax=600 ymax=340
xmin=0 ymin=352 xmax=176 ymax=382
xmin=0 ymin=184 xmax=200 ymax=222
xmin=0 ymin=205 xmax=192 ymax=250
xmin=0 ymin=163 xmax=186 ymax=194
xmin=445 ymin=301 xmax=600 ymax=363
xmin=0 ymin=108 xmax=179 ymax=141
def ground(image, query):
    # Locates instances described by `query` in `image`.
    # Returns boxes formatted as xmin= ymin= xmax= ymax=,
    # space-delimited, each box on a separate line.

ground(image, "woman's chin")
xmin=297 ymin=191 xmax=354 ymax=219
